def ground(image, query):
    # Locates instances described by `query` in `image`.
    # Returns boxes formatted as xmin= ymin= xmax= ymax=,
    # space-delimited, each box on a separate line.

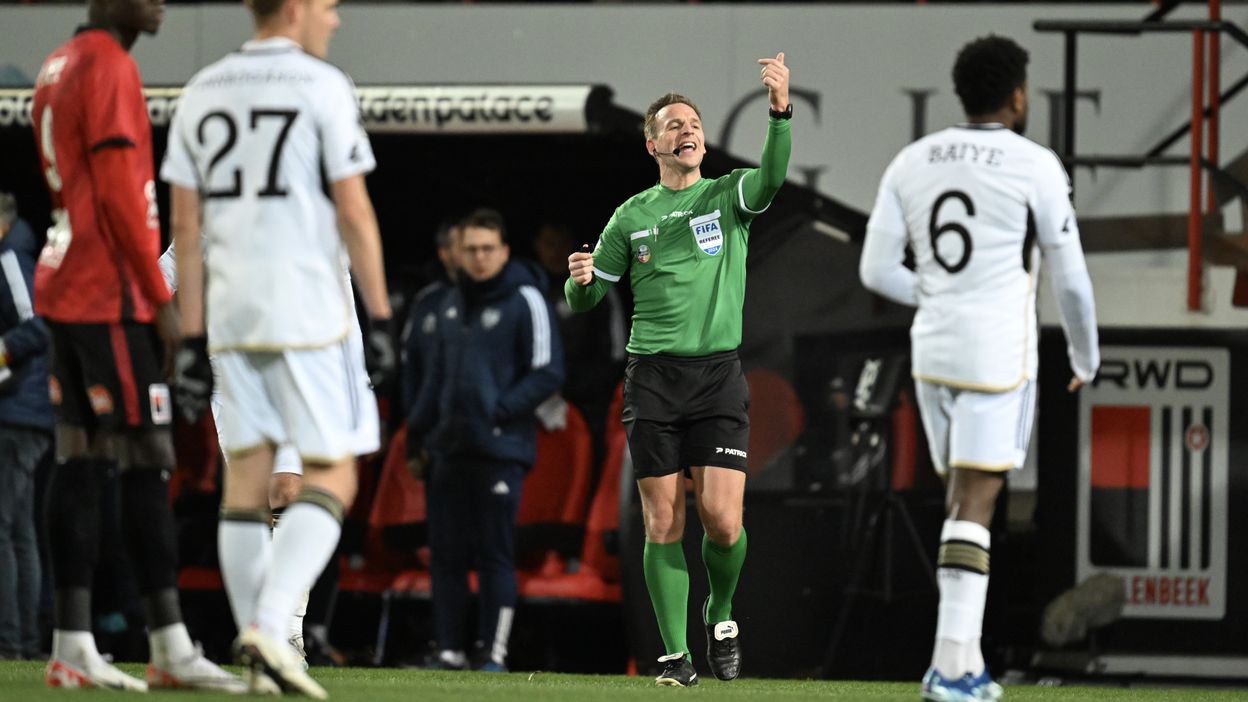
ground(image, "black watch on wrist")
xmin=769 ymin=104 xmax=793 ymax=120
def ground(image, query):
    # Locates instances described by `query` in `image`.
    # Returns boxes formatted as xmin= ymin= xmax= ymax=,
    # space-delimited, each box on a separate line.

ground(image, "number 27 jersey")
xmin=867 ymin=125 xmax=1079 ymax=391
xmin=161 ymin=37 xmax=375 ymax=352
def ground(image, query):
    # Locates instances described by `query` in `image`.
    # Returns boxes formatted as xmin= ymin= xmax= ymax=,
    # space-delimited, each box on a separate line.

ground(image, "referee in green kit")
xmin=565 ymin=52 xmax=792 ymax=688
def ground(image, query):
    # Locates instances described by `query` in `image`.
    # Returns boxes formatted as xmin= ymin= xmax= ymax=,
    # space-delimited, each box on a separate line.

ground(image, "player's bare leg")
xmin=119 ymin=430 xmax=244 ymax=693
xmin=637 ymin=473 xmax=697 ymax=687
xmin=691 ymin=466 xmax=746 ymax=681
xmin=43 ymin=426 xmax=148 ymax=691
xmin=45 ymin=427 xmax=242 ymax=692
xmin=923 ymin=468 xmax=1006 ymax=702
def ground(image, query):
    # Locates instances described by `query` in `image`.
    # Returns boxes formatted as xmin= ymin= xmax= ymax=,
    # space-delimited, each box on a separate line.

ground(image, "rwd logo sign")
xmin=1077 ymin=346 xmax=1230 ymax=620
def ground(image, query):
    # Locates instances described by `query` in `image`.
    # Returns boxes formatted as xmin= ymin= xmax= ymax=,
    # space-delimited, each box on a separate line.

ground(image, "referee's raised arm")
xmin=740 ymin=52 xmax=792 ymax=215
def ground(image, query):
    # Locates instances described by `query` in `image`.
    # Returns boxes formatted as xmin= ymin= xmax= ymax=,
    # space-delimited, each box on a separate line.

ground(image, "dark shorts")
xmin=622 ymin=350 xmax=750 ymax=479
xmin=48 ymin=321 xmax=172 ymax=431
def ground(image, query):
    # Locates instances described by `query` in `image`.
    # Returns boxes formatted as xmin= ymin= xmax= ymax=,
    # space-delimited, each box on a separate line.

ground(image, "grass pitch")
xmin=2 ymin=661 xmax=1246 ymax=701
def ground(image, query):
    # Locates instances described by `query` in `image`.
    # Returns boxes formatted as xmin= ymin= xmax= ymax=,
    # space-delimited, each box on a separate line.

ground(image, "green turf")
xmin=2 ymin=661 xmax=1245 ymax=701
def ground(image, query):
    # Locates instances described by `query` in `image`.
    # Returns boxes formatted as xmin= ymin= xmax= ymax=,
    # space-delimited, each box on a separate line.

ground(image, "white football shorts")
xmin=213 ymin=336 xmax=378 ymax=465
xmin=211 ymin=334 xmax=380 ymax=473
xmin=914 ymin=378 xmax=1035 ymax=475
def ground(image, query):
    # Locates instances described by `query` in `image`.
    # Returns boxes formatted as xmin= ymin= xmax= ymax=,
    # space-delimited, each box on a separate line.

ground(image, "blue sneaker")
xmin=477 ymin=660 xmax=507 ymax=673
xmin=921 ymin=667 xmax=1004 ymax=701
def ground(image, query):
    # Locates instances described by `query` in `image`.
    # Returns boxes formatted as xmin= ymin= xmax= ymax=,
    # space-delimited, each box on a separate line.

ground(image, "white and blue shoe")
xmin=921 ymin=667 xmax=1004 ymax=701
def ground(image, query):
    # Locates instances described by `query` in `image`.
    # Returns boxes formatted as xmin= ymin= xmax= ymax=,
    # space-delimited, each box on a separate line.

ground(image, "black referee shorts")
xmin=622 ymin=350 xmax=750 ymax=479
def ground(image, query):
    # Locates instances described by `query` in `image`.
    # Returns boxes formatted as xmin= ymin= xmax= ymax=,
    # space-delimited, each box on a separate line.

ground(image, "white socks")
xmin=290 ymin=591 xmax=309 ymax=648
xmin=218 ymin=519 xmax=272 ymax=632
xmin=932 ymin=519 xmax=990 ymax=680
xmin=254 ymin=502 xmax=341 ymax=644
xmin=51 ymin=630 xmax=105 ymax=668
xmin=149 ymin=623 xmax=196 ymax=666
xmin=54 ymin=616 xmax=192 ymax=671
xmin=274 ymin=511 xmax=311 ymax=649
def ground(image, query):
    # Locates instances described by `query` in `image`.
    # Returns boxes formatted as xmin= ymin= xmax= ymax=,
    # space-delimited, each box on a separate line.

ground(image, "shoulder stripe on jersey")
xmin=737 ymin=176 xmax=770 ymax=215
xmin=593 ymin=268 xmax=621 ymax=283
xmin=0 ymin=251 xmax=33 ymax=320
xmin=518 ymin=285 xmax=552 ymax=369
xmin=690 ymin=210 xmax=721 ymax=226
xmin=317 ymin=124 xmax=332 ymax=199
xmin=1022 ymin=206 xmax=1038 ymax=273
xmin=90 ymin=136 xmax=135 ymax=153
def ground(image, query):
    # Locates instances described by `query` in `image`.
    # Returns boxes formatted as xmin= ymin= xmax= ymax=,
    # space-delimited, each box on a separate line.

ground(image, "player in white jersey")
xmin=859 ymin=36 xmax=1098 ymax=702
xmin=158 ymin=243 xmax=379 ymax=664
xmin=163 ymin=0 xmax=392 ymax=697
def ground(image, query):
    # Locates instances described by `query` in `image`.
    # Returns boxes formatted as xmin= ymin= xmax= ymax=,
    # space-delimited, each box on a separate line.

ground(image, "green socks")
xmin=644 ymin=529 xmax=749 ymax=654
xmin=643 ymin=540 xmax=690 ymax=656
xmin=703 ymin=528 xmax=748 ymax=623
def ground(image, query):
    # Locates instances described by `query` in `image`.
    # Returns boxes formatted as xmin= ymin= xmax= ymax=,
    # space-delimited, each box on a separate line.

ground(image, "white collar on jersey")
xmin=240 ymin=36 xmax=302 ymax=54
xmin=954 ymin=122 xmax=1007 ymax=131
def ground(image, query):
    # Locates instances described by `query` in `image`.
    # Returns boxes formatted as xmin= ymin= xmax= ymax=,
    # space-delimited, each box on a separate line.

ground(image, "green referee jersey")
xmin=566 ymin=117 xmax=791 ymax=356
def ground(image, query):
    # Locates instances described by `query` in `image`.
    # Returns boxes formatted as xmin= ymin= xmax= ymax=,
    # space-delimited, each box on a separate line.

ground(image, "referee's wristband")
xmin=769 ymin=104 xmax=793 ymax=120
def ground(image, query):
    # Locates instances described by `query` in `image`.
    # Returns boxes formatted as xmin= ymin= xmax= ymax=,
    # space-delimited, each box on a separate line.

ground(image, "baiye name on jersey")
xmin=927 ymin=141 xmax=1006 ymax=167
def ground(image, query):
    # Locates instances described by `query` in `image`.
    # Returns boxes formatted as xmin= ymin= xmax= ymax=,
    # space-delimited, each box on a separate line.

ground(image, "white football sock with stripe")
xmin=274 ymin=508 xmax=310 ymax=651
xmin=254 ymin=501 xmax=340 ymax=644
xmin=932 ymin=519 xmax=990 ymax=679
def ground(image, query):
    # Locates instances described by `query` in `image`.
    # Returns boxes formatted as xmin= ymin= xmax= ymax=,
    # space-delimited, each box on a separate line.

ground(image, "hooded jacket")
xmin=410 ymin=260 xmax=563 ymax=464
xmin=0 ymin=217 xmax=53 ymax=432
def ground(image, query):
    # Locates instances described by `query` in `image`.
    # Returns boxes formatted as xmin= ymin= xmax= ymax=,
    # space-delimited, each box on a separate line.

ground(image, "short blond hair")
xmin=247 ymin=0 xmax=288 ymax=22
xmin=643 ymin=93 xmax=701 ymax=139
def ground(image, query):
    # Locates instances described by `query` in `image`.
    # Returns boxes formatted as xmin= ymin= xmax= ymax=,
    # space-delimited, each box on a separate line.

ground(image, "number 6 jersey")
xmin=161 ymin=37 xmax=375 ymax=352
xmin=860 ymin=124 xmax=1099 ymax=391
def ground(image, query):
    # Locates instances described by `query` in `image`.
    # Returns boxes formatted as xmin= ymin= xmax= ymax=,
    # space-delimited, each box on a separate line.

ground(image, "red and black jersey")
xmin=32 ymin=27 xmax=171 ymax=324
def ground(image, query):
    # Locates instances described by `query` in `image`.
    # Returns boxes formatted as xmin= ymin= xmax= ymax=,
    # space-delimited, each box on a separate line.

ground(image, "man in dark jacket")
xmin=400 ymin=218 xmax=459 ymax=435
xmin=0 ymin=193 xmax=53 ymax=660
xmin=408 ymin=209 xmax=563 ymax=672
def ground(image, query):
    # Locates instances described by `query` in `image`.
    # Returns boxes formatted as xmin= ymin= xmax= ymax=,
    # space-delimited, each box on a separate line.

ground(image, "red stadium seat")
xmin=519 ymin=402 xmax=594 ymax=528
xmin=744 ymin=368 xmax=806 ymax=479
xmin=516 ymin=403 xmax=595 ymax=570
xmin=522 ymin=384 xmax=626 ymax=603
xmin=177 ymin=566 xmax=223 ymax=591
xmin=368 ymin=424 xmax=428 ymax=529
